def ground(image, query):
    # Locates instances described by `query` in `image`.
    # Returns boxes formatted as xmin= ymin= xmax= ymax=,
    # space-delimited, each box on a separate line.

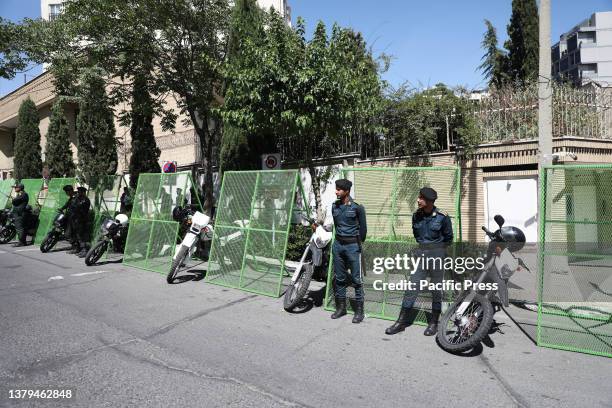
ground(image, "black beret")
xmin=63 ymin=185 xmax=74 ymax=192
xmin=419 ymin=187 xmax=437 ymax=201
xmin=13 ymin=183 xmax=24 ymax=189
xmin=77 ymin=186 xmax=87 ymax=192
xmin=335 ymin=179 xmax=352 ymax=191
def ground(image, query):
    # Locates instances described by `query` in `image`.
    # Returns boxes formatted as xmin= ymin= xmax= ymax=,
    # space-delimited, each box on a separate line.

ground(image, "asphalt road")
xmin=0 ymin=243 xmax=611 ymax=408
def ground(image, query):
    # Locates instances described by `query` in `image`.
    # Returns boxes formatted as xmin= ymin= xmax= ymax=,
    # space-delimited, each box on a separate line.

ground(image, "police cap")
xmin=63 ymin=185 xmax=74 ymax=192
xmin=77 ymin=186 xmax=87 ymax=193
xmin=13 ymin=183 xmax=24 ymax=190
xmin=419 ymin=187 xmax=438 ymax=202
xmin=335 ymin=179 xmax=352 ymax=191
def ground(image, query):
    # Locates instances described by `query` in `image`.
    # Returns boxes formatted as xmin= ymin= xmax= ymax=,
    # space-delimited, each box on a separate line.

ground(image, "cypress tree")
xmin=505 ymin=0 xmax=539 ymax=84
xmin=220 ymin=0 xmax=267 ymax=172
xmin=13 ymin=98 xmax=43 ymax=179
xmin=479 ymin=20 xmax=510 ymax=88
xmin=128 ymin=73 xmax=160 ymax=189
xmin=44 ymin=98 xmax=75 ymax=178
xmin=76 ymin=68 xmax=117 ymax=190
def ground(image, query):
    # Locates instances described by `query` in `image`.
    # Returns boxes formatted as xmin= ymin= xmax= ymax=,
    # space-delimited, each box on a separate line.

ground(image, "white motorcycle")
xmin=167 ymin=206 xmax=214 ymax=284
xmin=283 ymin=219 xmax=333 ymax=311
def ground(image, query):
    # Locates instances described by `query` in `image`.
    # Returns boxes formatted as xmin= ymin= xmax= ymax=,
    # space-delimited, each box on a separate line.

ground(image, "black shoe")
xmin=385 ymin=307 xmax=411 ymax=335
xmin=77 ymin=249 xmax=88 ymax=258
xmin=352 ymin=300 xmax=365 ymax=324
xmin=331 ymin=297 xmax=347 ymax=319
xmin=67 ymin=247 xmax=80 ymax=254
xmin=424 ymin=311 xmax=440 ymax=336
xmin=13 ymin=242 xmax=26 ymax=247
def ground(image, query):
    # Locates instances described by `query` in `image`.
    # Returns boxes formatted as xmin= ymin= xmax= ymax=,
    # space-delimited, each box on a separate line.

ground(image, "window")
xmin=49 ymin=3 xmax=63 ymax=21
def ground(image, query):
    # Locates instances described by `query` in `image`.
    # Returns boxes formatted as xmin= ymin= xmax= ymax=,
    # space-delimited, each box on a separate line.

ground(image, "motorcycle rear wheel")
xmin=436 ymin=293 xmax=494 ymax=353
xmin=0 ymin=226 xmax=16 ymax=244
xmin=40 ymin=232 xmax=58 ymax=253
xmin=85 ymin=240 xmax=109 ymax=266
xmin=283 ymin=263 xmax=314 ymax=311
xmin=167 ymin=246 xmax=189 ymax=284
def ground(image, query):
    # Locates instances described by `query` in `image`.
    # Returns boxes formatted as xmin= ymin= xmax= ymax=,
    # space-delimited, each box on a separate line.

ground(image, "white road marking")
xmin=70 ymin=270 xmax=110 ymax=277
xmin=48 ymin=276 xmax=64 ymax=281
xmin=15 ymin=248 xmax=40 ymax=252
xmin=0 ymin=250 xmax=6 ymax=254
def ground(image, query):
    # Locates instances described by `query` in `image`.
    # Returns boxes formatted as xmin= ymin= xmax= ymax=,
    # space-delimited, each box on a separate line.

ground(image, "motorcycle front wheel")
xmin=40 ymin=231 xmax=59 ymax=253
xmin=436 ymin=292 xmax=494 ymax=353
xmin=85 ymin=240 xmax=109 ymax=266
xmin=167 ymin=246 xmax=189 ymax=284
xmin=0 ymin=226 xmax=16 ymax=244
xmin=283 ymin=263 xmax=314 ymax=311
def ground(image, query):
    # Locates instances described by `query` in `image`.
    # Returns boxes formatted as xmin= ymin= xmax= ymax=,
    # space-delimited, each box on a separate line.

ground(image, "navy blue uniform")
xmin=402 ymin=206 xmax=453 ymax=310
xmin=12 ymin=191 xmax=29 ymax=244
xmin=328 ymin=197 xmax=367 ymax=301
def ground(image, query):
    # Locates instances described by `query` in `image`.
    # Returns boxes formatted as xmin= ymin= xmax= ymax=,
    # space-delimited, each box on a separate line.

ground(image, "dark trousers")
xmin=401 ymin=250 xmax=444 ymax=312
xmin=14 ymin=215 xmax=26 ymax=243
xmin=333 ymin=241 xmax=364 ymax=301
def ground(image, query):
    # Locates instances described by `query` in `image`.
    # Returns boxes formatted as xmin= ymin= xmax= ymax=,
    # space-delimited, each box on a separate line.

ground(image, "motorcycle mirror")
xmin=494 ymin=215 xmax=505 ymax=227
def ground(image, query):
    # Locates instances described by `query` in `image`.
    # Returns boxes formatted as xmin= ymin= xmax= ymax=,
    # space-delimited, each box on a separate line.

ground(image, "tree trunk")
xmin=189 ymin=108 xmax=216 ymax=214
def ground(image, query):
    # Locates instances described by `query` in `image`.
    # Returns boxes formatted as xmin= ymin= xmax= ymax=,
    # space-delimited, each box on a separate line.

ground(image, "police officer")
xmin=325 ymin=179 xmax=367 ymax=323
xmin=385 ymin=187 xmax=453 ymax=336
xmin=74 ymin=187 xmax=92 ymax=258
xmin=11 ymin=183 xmax=29 ymax=247
xmin=119 ymin=187 xmax=132 ymax=214
xmin=59 ymin=185 xmax=79 ymax=253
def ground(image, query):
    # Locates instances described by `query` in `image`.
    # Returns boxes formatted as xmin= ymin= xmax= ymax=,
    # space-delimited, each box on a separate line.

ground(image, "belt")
xmin=335 ymin=235 xmax=359 ymax=245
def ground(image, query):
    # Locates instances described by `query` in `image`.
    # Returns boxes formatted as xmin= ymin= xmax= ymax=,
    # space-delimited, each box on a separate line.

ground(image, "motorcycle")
xmin=283 ymin=218 xmax=332 ymax=311
xmin=436 ymin=214 xmax=530 ymax=352
xmin=166 ymin=206 xmax=214 ymax=283
xmin=40 ymin=210 xmax=70 ymax=253
xmin=0 ymin=207 xmax=39 ymax=244
xmin=84 ymin=213 xmax=129 ymax=266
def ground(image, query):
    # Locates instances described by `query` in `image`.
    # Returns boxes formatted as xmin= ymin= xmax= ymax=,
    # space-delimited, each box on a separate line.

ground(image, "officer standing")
xmin=11 ymin=183 xmax=29 ymax=247
xmin=325 ymin=179 xmax=367 ymax=323
xmin=74 ymin=186 xmax=92 ymax=258
xmin=60 ymin=185 xmax=79 ymax=253
xmin=386 ymin=187 xmax=453 ymax=336
xmin=119 ymin=187 xmax=132 ymax=214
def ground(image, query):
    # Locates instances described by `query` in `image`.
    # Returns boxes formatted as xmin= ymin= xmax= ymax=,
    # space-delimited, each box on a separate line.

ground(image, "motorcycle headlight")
xmin=101 ymin=219 xmax=114 ymax=234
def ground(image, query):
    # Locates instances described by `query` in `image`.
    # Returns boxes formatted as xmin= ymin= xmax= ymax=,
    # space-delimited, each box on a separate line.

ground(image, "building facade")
xmin=552 ymin=11 xmax=612 ymax=87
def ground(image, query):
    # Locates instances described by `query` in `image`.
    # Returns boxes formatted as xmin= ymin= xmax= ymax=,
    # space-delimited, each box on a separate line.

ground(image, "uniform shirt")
xmin=11 ymin=192 xmax=29 ymax=216
xmin=412 ymin=206 xmax=453 ymax=244
xmin=72 ymin=195 xmax=91 ymax=219
xmin=60 ymin=195 xmax=76 ymax=214
xmin=324 ymin=196 xmax=367 ymax=242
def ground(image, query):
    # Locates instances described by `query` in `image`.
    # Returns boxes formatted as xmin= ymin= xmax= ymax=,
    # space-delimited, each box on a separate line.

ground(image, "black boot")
xmin=385 ymin=307 xmax=411 ymax=335
xmin=424 ymin=311 xmax=440 ymax=336
xmin=352 ymin=300 xmax=364 ymax=324
xmin=331 ymin=297 xmax=347 ymax=319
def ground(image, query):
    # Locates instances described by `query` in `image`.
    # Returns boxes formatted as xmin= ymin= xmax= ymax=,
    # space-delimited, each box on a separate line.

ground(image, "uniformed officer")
xmin=325 ymin=179 xmax=368 ymax=323
xmin=385 ymin=186 xmax=453 ymax=336
xmin=74 ymin=187 xmax=92 ymax=258
xmin=11 ymin=183 xmax=29 ymax=247
xmin=59 ymin=185 xmax=79 ymax=253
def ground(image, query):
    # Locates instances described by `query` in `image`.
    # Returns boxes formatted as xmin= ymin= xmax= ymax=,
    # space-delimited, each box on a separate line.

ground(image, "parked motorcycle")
xmin=0 ymin=207 xmax=39 ymax=244
xmin=283 ymin=219 xmax=332 ymax=311
xmin=84 ymin=214 xmax=129 ymax=266
xmin=166 ymin=206 xmax=214 ymax=283
xmin=40 ymin=210 xmax=70 ymax=253
xmin=436 ymin=214 xmax=529 ymax=352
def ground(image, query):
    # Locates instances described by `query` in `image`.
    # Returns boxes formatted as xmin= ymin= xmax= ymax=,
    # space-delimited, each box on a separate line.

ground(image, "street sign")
xmin=162 ymin=161 xmax=177 ymax=173
xmin=261 ymin=153 xmax=281 ymax=170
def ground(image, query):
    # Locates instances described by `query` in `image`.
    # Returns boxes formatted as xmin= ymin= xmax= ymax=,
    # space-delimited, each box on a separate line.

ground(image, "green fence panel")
xmin=34 ymin=178 xmax=76 ymax=244
xmin=122 ymin=172 xmax=201 ymax=274
xmin=86 ymin=175 xmax=128 ymax=244
xmin=205 ymin=170 xmax=309 ymax=297
xmin=323 ymin=166 xmax=462 ymax=324
xmin=0 ymin=179 xmax=13 ymax=208
xmin=20 ymin=179 xmax=44 ymax=207
xmin=538 ymin=165 xmax=612 ymax=358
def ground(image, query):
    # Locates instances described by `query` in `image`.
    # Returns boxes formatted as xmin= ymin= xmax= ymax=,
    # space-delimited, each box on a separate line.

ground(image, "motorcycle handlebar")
xmin=481 ymin=225 xmax=496 ymax=239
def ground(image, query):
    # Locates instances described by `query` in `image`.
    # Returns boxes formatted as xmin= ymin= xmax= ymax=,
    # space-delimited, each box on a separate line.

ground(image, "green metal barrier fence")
xmin=538 ymin=165 xmax=612 ymax=357
xmin=323 ymin=167 xmax=462 ymax=323
xmin=20 ymin=179 xmax=44 ymax=208
xmin=34 ymin=178 xmax=76 ymax=244
xmin=0 ymin=179 xmax=13 ymax=208
xmin=205 ymin=170 xmax=309 ymax=297
xmin=86 ymin=175 xmax=128 ymax=244
xmin=123 ymin=172 xmax=202 ymax=274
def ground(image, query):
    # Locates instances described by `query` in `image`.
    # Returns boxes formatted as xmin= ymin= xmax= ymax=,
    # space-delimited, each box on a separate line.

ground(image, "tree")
xmin=478 ymin=20 xmax=509 ymax=88
xmin=128 ymin=73 xmax=160 ymax=189
xmin=0 ymin=17 xmax=28 ymax=79
xmin=220 ymin=0 xmax=268 ymax=172
xmin=505 ymin=0 xmax=539 ymax=84
xmin=14 ymin=98 xmax=43 ymax=180
xmin=76 ymin=68 xmax=117 ymax=189
xmin=44 ymin=99 xmax=76 ymax=178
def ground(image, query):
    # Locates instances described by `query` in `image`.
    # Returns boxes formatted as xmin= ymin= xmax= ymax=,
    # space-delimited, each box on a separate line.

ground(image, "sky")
xmin=1 ymin=0 xmax=611 ymax=97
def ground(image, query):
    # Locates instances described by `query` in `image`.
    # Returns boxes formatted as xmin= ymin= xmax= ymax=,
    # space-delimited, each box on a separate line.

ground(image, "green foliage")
xmin=76 ymin=68 xmax=117 ymax=189
xmin=478 ymin=20 xmax=510 ymax=89
xmin=505 ymin=0 xmax=539 ymax=84
xmin=382 ymin=84 xmax=480 ymax=157
xmin=128 ymin=73 xmax=160 ymax=189
xmin=45 ymin=99 xmax=76 ymax=178
xmin=0 ymin=17 xmax=28 ymax=79
xmin=285 ymin=224 xmax=312 ymax=261
xmin=14 ymin=98 xmax=43 ymax=179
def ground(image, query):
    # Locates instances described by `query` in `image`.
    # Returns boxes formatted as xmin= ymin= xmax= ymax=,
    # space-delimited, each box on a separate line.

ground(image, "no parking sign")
xmin=261 ymin=154 xmax=281 ymax=170
xmin=162 ymin=161 xmax=177 ymax=173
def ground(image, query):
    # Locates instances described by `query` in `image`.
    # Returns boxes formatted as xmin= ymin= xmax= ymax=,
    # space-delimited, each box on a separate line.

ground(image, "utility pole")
xmin=538 ymin=0 xmax=553 ymax=168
